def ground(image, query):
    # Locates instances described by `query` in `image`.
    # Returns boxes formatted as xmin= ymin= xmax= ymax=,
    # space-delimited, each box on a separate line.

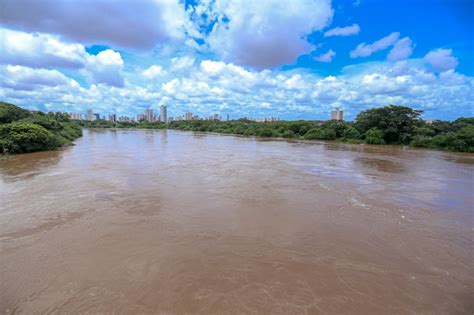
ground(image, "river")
xmin=1 ymin=129 xmax=473 ymax=314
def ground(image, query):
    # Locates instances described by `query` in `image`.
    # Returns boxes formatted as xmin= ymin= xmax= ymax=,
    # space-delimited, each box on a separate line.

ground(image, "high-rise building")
xmin=185 ymin=112 xmax=193 ymax=121
xmin=108 ymin=114 xmax=117 ymax=122
xmin=87 ymin=109 xmax=94 ymax=121
xmin=68 ymin=113 xmax=83 ymax=120
xmin=94 ymin=113 xmax=100 ymax=121
xmin=144 ymin=108 xmax=154 ymax=122
xmin=331 ymin=108 xmax=344 ymax=121
xmin=226 ymin=114 xmax=230 ymax=121
xmin=160 ymin=105 xmax=167 ymax=123
xmin=209 ymin=114 xmax=221 ymax=121
xmin=137 ymin=114 xmax=146 ymax=121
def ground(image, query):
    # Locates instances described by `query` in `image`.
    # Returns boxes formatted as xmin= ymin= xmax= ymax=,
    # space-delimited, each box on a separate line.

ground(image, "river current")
xmin=1 ymin=129 xmax=473 ymax=314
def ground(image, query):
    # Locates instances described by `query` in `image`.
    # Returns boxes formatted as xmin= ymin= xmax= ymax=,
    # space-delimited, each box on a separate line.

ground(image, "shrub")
xmin=0 ymin=122 xmax=62 ymax=153
xmin=364 ymin=128 xmax=385 ymax=144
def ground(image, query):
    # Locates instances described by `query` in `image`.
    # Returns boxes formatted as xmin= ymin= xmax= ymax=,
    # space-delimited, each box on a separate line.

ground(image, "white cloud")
xmin=350 ymin=32 xmax=400 ymax=58
xmin=423 ymin=48 xmax=458 ymax=72
xmin=314 ymin=49 xmax=336 ymax=63
xmin=142 ymin=65 xmax=166 ymax=79
xmin=387 ymin=37 xmax=414 ymax=61
xmin=324 ymin=24 xmax=360 ymax=37
xmin=1 ymin=65 xmax=79 ymax=91
xmin=86 ymin=49 xmax=125 ymax=87
xmin=170 ymin=56 xmax=195 ymax=71
xmin=0 ymin=28 xmax=88 ymax=68
xmin=0 ymin=0 xmax=188 ymax=50
xmin=199 ymin=0 xmax=333 ymax=68
xmin=1 ymin=57 xmax=472 ymax=120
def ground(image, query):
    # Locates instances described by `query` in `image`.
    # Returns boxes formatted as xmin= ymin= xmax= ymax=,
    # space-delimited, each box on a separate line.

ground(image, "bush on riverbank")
xmin=0 ymin=102 xmax=82 ymax=154
xmin=75 ymin=105 xmax=473 ymax=152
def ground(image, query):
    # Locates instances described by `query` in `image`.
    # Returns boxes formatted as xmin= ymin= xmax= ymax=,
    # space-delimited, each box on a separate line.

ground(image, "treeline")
xmin=166 ymin=107 xmax=473 ymax=152
xmin=74 ymin=119 xmax=166 ymax=129
xmin=0 ymin=102 xmax=82 ymax=154
xmin=75 ymin=105 xmax=473 ymax=152
xmin=3 ymin=102 xmax=472 ymax=153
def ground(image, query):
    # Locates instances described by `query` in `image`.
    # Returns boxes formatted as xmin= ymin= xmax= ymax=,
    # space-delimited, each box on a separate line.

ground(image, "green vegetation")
xmin=74 ymin=119 xmax=166 ymax=129
xmin=0 ymin=102 xmax=82 ymax=154
xmin=2 ymin=102 xmax=472 ymax=153
xmin=77 ymin=105 xmax=473 ymax=152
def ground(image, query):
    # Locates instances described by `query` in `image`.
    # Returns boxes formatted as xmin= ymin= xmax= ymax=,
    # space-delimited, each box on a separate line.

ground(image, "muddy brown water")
xmin=1 ymin=129 xmax=473 ymax=314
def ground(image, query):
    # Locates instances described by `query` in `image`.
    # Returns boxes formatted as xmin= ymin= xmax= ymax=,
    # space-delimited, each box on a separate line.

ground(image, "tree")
xmin=355 ymin=105 xmax=423 ymax=144
xmin=0 ymin=122 xmax=61 ymax=153
xmin=364 ymin=128 xmax=385 ymax=144
xmin=0 ymin=101 xmax=31 ymax=123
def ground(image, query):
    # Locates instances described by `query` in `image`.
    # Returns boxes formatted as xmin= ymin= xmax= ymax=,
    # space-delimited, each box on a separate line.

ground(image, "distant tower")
xmin=160 ymin=105 xmax=167 ymax=123
xmin=144 ymin=108 xmax=154 ymax=121
xmin=331 ymin=107 xmax=344 ymax=121
xmin=87 ymin=109 xmax=94 ymax=121
xmin=226 ymin=114 xmax=230 ymax=121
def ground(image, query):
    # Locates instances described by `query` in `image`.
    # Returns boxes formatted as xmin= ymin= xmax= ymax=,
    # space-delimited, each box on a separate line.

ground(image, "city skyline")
xmin=0 ymin=1 xmax=472 ymax=121
xmin=69 ymin=105 xmax=285 ymax=123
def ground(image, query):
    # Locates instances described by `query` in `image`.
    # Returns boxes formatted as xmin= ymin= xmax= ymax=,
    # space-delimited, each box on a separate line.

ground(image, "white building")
xmin=160 ymin=105 xmax=167 ymax=123
xmin=331 ymin=108 xmax=344 ymax=121
xmin=87 ymin=109 xmax=94 ymax=121
xmin=144 ymin=108 xmax=154 ymax=121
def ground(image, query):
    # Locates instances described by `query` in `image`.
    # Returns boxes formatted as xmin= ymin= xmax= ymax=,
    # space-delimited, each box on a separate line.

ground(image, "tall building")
xmin=137 ymin=114 xmax=146 ymax=121
xmin=108 ymin=114 xmax=117 ymax=122
xmin=209 ymin=114 xmax=221 ymax=121
xmin=185 ymin=112 xmax=193 ymax=121
xmin=331 ymin=108 xmax=344 ymax=121
xmin=226 ymin=114 xmax=230 ymax=121
xmin=87 ymin=109 xmax=94 ymax=121
xmin=68 ymin=113 xmax=83 ymax=120
xmin=94 ymin=113 xmax=100 ymax=121
xmin=144 ymin=108 xmax=154 ymax=122
xmin=160 ymin=105 xmax=167 ymax=123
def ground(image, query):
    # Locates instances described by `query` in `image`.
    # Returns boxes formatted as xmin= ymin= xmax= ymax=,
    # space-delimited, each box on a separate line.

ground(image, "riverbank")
xmin=0 ymin=102 xmax=82 ymax=154
xmin=75 ymin=105 xmax=474 ymax=153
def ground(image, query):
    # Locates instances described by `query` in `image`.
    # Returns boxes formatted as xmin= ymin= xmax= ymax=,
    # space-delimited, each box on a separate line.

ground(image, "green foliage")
xmin=1 ymin=103 xmax=472 ymax=153
xmin=342 ymin=126 xmax=361 ymax=140
xmin=303 ymin=127 xmax=337 ymax=140
xmin=0 ymin=103 xmax=82 ymax=154
xmin=0 ymin=122 xmax=62 ymax=153
xmin=364 ymin=128 xmax=385 ymax=144
xmin=0 ymin=101 xmax=30 ymax=123
xmin=355 ymin=105 xmax=423 ymax=144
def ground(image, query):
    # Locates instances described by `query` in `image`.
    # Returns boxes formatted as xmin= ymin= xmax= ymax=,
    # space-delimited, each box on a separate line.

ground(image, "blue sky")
xmin=0 ymin=0 xmax=472 ymax=120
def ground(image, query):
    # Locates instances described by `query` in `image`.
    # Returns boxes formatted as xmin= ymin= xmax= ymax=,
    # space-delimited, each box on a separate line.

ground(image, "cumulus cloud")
xmin=350 ymin=32 xmax=400 ymax=58
xmin=387 ymin=37 xmax=414 ymax=61
xmin=314 ymin=49 xmax=336 ymax=62
xmin=1 ymin=65 xmax=79 ymax=91
xmin=0 ymin=28 xmax=88 ymax=68
xmin=423 ymin=48 xmax=458 ymax=72
xmin=324 ymin=24 xmax=360 ymax=37
xmin=170 ymin=56 xmax=195 ymax=71
xmin=86 ymin=49 xmax=125 ymax=87
xmin=196 ymin=0 xmax=333 ymax=68
xmin=1 ymin=57 xmax=472 ymax=120
xmin=0 ymin=0 xmax=188 ymax=50
xmin=142 ymin=65 xmax=166 ymax=79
